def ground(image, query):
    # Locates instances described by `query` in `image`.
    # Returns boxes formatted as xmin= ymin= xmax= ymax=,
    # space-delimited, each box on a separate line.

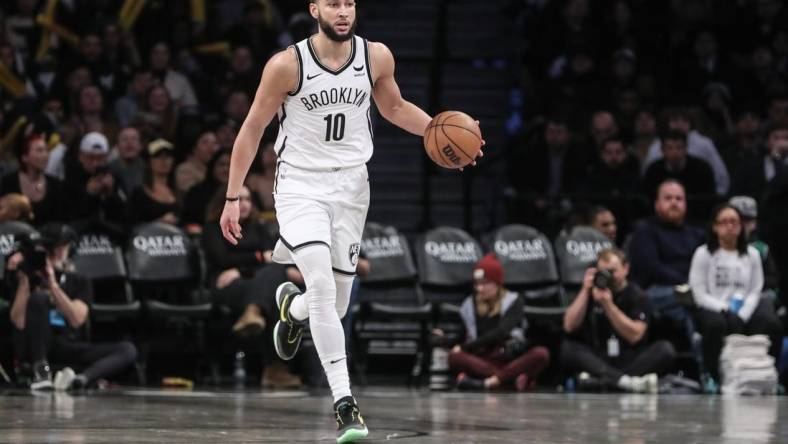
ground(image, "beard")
xmin=317 ymin=13 xmax=356 ymax=42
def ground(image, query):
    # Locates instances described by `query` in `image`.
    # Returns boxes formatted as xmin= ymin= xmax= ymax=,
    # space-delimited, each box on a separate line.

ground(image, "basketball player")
xmin=220 ymin=1 xmax=481 ymax=442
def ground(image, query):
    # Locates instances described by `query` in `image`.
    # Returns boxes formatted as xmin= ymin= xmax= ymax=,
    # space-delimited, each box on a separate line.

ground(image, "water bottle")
xmin=233 ymin=351 xmax=246 ymax=388
xmin=729 ymin=295 xmax=744 ymax=314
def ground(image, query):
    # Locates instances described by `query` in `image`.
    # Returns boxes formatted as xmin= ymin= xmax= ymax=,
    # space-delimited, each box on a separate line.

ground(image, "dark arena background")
xmin=1 ymin=0 xmax=788 ymax=443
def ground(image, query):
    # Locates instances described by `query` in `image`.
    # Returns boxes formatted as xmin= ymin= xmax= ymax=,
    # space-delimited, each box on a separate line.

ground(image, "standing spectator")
xmin=108 ymin=126 xmax=145 ymax=193
xmin=562 ymin=248 xmax=675 ymax=392
xmin=63 ymin=132 xmax=127 ymax=225
xmin=128 ymin=139 xmax=180 ymax=225
xmin=448 ymin=254 xmax=550 ymax=392
xmin=1 ymin=134 xmax=68 ymax=226
xmin=644 ymin=108 xmax=730 ymax=195
xmin=175 ymin=130 xmax=219 ymax=194
xmin=689 ymin=204 xmax=783 ymax=383
xmin=148 ymin=42 xmax=198 ymax=110
xmin=629 ymin=180 xmax=705 ymax=343
xmin=731 ymin=123 xmax=788 ymax=200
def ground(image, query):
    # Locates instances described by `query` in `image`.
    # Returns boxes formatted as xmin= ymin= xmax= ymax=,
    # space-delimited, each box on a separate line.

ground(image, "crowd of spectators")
xmin=0 ymin=0 xmax=785 ymax=392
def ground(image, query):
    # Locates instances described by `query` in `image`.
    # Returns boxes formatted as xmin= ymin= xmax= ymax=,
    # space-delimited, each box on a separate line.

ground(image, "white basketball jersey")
xmin=274 ymin=35 xmax=374 ymax=170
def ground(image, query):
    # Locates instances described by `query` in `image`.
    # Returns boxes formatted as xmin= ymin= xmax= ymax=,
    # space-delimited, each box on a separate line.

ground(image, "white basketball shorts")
xmin=271 ymin=162 xmax=370 ymax=275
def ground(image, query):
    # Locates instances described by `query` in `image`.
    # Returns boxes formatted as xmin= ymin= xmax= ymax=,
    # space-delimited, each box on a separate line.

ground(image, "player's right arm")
xmin=221 ymin=48 xmax=298 ymax=244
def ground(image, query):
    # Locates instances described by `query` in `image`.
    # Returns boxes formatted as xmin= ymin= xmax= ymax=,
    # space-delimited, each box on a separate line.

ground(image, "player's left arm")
xmin=369 ymin=42 xmax=432 ymax=136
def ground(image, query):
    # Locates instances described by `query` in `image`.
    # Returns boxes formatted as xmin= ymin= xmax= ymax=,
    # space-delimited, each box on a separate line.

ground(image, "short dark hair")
xmin=662 ymin=130 xmax=687 ymax=145
xmin=587 ymin=205 xmax=612 ymax=224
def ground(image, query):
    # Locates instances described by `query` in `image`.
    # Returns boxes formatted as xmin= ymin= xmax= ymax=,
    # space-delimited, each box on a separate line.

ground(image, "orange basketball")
xmin=424 ymin=111 xmax=483 ymax=169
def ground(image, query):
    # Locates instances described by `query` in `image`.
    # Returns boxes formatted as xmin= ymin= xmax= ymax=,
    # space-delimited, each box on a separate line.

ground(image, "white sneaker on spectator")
xmin=54 ymin=367 xmax=76 ymax=392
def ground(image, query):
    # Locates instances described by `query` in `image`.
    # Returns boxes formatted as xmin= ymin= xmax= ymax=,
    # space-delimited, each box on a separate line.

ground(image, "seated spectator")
xmin=760 ymin=158 xmax=788 ymax=310
xmin=643 ymin=131 xmax=716 ymax=200
xmin=8 ymin=223 xmax=137 ymax=391
xmin=108 ymin=126 xmax=145 ymax=193
xmin=689 ymin=204 xmax=783 ymax=383
xmin=447 ymin=254 xmax=550 ymax=391
xmin=245 ymin=140 xmax=277 ymax=218
xmin=0 ymin=193 xmax=34 ymax=223
xmin=0 ymin=134 xmax=68 ymax=226
xmin=629 ymin=180 xmax=705 ymax=344
xmin=584 ymin=137 xmax=641 ymax=198
xmin=562 ymin=248 xmax=675 ymax=392
xmin=133 ymin=85 xmax=179 ymax=142
xmin=148 ymin=42 xmax=198 ymax=110
xmin=201 ymin=187 xmax=310 ymax=387
xmin=114 ymin=68 xmax=153 ymax=127
xmin=731 ymin=123 xmax=788 ymax=200
xmin=181 ymin=148 xmax=231 ymax=233
xmin=631 ymin=109 xmax=659 ymax=173
xmin=728 ymin=196 xmax=780 ymax=295
xmin=588 ymin=206 xmax=617 ymax=243
xmin=726 ymin=108 xmax=763 ymax=168
xmin=62 ymin=84 xmax=119 ymax=150
xmin=63 ymin=132 xmax=127 ymax=226
xmin=128 ymin=139 xmax=180 ymax=225
xmin=175 ymin=130 xmax=219 ymax=194
xmin=644 ymin=108 xmax=729 ymax=195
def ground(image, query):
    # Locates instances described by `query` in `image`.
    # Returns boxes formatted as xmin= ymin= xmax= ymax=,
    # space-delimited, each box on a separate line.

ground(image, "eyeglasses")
xmin=714 ymin=218 xmax=740 ymax=227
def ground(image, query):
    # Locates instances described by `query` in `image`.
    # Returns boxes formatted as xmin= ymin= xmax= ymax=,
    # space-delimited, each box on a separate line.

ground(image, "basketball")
xmin=424 ymin=111 xmax=483 ymax=169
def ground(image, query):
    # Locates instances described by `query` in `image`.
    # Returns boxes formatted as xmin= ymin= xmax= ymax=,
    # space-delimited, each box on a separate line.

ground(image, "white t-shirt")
xmin=688 ymin=245 xmax=764 ymax=321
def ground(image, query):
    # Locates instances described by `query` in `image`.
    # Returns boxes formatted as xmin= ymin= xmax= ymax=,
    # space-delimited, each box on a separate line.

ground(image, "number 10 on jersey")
xmin=323 ymin=113 xmax=346 ymax=141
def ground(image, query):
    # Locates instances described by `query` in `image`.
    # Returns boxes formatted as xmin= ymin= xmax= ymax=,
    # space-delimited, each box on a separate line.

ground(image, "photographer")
xmin=447 ymin=254 xmax=550 ymax=392
xmin=561 ymin=248 xmax=676 ymax=393
xmin=8 ymin=223 xmax=137 ymax=391
xmin=63 ymin=132 xmax=127 ymax=225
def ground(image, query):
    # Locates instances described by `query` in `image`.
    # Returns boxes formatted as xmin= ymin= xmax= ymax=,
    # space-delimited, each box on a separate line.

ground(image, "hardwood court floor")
xmin=0 ymin=388 xmax=786 ymax=443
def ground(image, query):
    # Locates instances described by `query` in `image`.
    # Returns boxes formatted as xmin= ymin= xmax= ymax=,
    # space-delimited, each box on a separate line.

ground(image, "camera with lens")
xmin=14 ymin=233 xmax=49 ymax=286
xmin=592 ymin=269 xmax=615 ymax=290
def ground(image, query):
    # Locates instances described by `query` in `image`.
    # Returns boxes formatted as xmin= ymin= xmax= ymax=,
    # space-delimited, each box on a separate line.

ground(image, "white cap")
xmin=79 ymin=132 xmax=109 ymax=155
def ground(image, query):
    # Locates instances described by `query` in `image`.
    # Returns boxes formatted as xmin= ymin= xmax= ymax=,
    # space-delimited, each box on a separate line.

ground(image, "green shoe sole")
xmin=337 ymin=426 xmax=368 ymax=443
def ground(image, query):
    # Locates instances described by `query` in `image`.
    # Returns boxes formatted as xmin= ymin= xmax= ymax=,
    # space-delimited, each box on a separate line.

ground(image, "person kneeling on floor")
xmin=8 ymin=223 xmax=137 ymax=391
xmin=561 ymin=248 xmax=676 ymax=393
xmin=447 ymin=253 xmax=550 ymax=391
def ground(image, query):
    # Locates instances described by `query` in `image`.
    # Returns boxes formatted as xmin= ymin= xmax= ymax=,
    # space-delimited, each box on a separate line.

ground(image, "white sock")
xmin=288 ymin=290 xmax=309 ymax=322
xmin=291 ymin=246 xmax=351 ymax=402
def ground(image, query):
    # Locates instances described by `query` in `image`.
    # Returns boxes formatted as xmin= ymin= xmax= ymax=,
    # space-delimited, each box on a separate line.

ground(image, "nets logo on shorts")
xmin=349 ymin=243 xmax=361 ymax=266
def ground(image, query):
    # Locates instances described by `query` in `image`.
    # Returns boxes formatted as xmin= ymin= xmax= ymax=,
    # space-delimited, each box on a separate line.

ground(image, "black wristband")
xmin=225 ymin=196 xmax=240 ymax=202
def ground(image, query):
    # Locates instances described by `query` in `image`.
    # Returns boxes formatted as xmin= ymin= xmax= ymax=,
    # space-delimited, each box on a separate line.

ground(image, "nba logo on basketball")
xmin=349 ymin=243 xmax=361 ymax=266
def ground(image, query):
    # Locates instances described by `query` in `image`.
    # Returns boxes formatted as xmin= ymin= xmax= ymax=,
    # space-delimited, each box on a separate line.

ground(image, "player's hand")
xmin=220 ymin=201 xmax=243 ymax=245
xmin=459 ymin=120 xmax=485 ymax=171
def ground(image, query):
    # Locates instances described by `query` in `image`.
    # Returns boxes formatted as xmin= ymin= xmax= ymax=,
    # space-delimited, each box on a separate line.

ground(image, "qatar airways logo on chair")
xmin=565 ymin=239 xmax=613 ymax=263
xmin=77 ymin=235 xmax=114 ymax=256
xmin=362 ymin=235 xmax=404 ymax=259
xmin=494 ymin=239 xmax=547 ymax=262
xmin=425 ymin=241 xmax=478 ymax=263
xmin=132 ymin=235 xmax=187 ymax=257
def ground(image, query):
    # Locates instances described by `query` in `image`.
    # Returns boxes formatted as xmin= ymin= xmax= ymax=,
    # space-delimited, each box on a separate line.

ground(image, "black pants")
xmin=14 ymin=291 xmax=137 ymax=383
xmin=211 ymin=264 xmax=325 ymax=385
xmin=560 ymin=339 xmax=677 ymax=386
xmin=692 ymin=298 xmax=784 ymax=380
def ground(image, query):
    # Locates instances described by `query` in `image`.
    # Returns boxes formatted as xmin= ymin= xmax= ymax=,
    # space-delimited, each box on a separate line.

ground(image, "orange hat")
xmin=473 ymin=253 xmax=504 ymax=286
